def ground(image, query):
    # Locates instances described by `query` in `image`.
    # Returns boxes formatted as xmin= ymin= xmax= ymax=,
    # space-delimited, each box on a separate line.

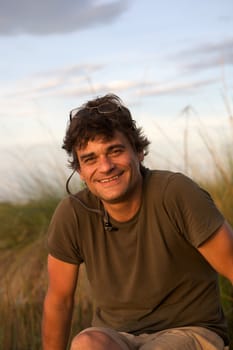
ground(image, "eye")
xmin=83 ymin=156 xmax=97 ymax=165
xmin=109 ymin=147 xmax=124 ymax=156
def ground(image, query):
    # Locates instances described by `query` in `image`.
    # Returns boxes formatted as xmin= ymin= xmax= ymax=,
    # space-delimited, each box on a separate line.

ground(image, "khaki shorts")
xmin=78 ymin=326 xmax=229 ymax=350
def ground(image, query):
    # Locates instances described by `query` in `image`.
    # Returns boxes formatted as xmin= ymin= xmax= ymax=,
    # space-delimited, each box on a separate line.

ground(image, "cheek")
xmin=78 ymin=166 xmax=95 ymax=182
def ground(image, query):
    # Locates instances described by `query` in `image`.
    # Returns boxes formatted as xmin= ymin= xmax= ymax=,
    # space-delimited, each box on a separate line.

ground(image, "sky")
xmin=0 ymin=0 xmax=233 ymax=200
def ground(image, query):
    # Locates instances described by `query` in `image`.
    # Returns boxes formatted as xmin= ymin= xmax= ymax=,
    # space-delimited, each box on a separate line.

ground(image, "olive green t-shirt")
xmin=47 ymin=170 xmax=228 ymax=344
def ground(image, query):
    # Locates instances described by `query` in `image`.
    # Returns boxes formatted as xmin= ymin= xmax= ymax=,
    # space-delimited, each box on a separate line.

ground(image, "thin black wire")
xmin=65 ymin=170 xmax=115 ymax=231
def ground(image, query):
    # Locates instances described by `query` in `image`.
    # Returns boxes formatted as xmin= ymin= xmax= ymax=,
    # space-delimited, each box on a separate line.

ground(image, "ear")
xmin=138 ymin=151 xmax=144 ymax=162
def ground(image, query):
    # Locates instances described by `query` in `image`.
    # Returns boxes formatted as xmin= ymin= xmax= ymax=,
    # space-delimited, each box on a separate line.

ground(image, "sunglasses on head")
xmin=69 ymin=101 xmax=121 ymax=121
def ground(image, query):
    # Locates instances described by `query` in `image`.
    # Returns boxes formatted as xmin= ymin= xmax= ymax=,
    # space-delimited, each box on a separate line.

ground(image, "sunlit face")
xmin=76 ymin=131 xmax=144 ymax=206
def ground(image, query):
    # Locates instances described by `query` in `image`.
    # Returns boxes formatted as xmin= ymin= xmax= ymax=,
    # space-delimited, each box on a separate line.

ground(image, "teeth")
xmin=100 ymin=175 xmax=119 ymax=183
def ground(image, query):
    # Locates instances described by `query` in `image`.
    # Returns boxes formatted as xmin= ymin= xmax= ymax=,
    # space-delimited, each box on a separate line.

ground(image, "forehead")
xmin=77 ymin=131 xmax=131 ymax=152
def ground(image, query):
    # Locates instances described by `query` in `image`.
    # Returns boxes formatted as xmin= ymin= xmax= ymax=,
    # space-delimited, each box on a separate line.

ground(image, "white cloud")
xmin=0 ymin=61 xmax=221 ymax=113
xmin=172 ymin=38 xmax=233 ymax=73
xmin=135 ymin=78 xmax=219 ymax=97
xmin=0 ymin=63 xmax=105 ymax=100
xmin=0 ymin=62 xmax=155 ymax=105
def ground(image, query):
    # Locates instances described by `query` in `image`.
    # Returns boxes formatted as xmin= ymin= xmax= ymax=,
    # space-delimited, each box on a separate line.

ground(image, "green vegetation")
xmin=0 ymin=196 xmax=93 ymax=350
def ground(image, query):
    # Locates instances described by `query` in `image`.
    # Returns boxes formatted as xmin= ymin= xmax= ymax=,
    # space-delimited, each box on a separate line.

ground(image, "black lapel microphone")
xmin=104 ymin=221 xmax=118 ymax=232
xmin=103 ymin=210 xmax=118 ymax=232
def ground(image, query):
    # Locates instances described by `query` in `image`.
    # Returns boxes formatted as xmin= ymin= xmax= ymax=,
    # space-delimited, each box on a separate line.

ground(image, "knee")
xmin=70 ymin=330 xmax=114 ymax=350
xmin=70 ymin=331 xmax=95 ymax=350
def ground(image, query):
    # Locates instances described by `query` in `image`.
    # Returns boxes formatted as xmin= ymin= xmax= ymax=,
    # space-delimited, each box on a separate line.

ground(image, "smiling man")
xmin=77 ymin=131 xmax=144 ymax=219
xmin=42 ymin=94 xmax=233 ymax=350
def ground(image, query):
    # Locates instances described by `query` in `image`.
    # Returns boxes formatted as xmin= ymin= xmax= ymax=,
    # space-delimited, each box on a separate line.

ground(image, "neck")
xmin=102 ymin=181 xmax=143 ymax=222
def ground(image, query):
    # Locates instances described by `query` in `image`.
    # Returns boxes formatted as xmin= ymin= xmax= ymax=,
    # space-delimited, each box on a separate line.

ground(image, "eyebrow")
xmin=107 ymin=144 xmax=126 ymax=152
xmin=79 ymin=143 xmax=126 ymax=162
xmin=79 ymin=152 xmax=96 ymax=162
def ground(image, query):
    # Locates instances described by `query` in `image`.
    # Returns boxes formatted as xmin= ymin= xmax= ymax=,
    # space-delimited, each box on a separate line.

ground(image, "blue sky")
xmin=0 ymin=0 xmax=233 ymax=200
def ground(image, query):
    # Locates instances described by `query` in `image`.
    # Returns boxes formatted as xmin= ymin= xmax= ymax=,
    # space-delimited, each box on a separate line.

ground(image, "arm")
xmin=198 ymin=221 xmax=233 ymax=284
xmin=42 ymin=254 xmax=79 ymax=350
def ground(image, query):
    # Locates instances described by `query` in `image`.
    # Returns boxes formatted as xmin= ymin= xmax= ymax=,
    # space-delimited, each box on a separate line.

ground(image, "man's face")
xmin=76 ymin=131 xmax=144 ymax=205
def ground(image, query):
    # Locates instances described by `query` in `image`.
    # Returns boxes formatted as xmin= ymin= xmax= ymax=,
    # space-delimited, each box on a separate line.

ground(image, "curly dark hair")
xmin=62 ymin=93 xmax=150 ymax=170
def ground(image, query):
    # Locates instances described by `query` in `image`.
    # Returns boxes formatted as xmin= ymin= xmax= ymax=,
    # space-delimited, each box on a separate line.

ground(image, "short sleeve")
xmin=47 ymin=196 xmax=84 ymax=264
xmin=163 ymin=173 xmax=224 ymax=247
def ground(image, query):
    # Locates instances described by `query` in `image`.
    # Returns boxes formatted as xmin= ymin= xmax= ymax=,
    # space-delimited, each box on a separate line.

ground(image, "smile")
xmin=98 ymin=175 xmax=120 ymax=183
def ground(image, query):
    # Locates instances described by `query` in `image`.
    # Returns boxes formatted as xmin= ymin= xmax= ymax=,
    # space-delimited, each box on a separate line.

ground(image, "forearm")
xmin=42 ymin=293 xmax=74 ymax=350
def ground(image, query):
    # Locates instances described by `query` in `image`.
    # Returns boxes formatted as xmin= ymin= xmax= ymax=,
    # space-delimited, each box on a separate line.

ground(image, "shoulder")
xmin=146 ymin=170 xmax=202 ymax=192
xmin=149 ymin=169 xmax=194 ymax=184
xmin=54 ymin=187 xmax=100 ymax=216
xmin=163 ymin=172 xmax=210 ymax=201
xmin=144 ymin=170 xmax=214 ymax=209
xmin=145 ymin=169 xmax=188 ymax=192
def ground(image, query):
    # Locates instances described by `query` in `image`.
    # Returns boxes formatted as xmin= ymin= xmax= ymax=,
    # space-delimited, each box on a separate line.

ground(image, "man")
xmin=42 ymin=93 xmax=233 ymax=350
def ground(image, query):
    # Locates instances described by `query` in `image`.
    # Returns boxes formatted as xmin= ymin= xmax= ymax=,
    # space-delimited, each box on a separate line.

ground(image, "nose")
xmin=98 ymin=155 xmax=115 ymax=173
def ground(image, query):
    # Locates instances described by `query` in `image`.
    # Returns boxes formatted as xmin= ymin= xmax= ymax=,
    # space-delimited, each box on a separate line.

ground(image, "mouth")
xmin=97 ymin=172 xmax=123 ymax=184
